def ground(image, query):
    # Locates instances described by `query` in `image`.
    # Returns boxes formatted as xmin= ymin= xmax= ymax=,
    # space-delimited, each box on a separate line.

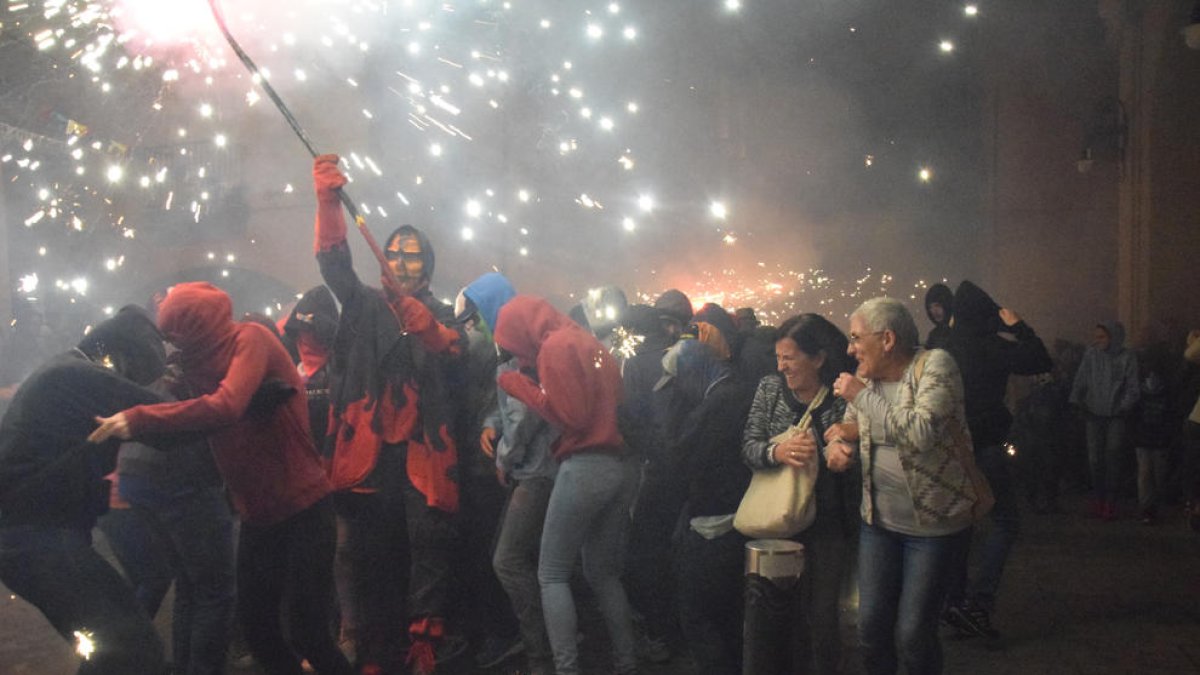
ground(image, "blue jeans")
xmin=944 ymin=444 xmax=1020 ymax=611
xmin=102 ymin=483 xmax=236 ymax=675
xmin=858 ymin=522 xmax=968 ymax=675
xmin=1085 ymin=415 xmax=1127 ymax=503
xmin=539 ymin=453 xmax=638 ymax=675
xmin=0 ymin=525 xmax=166 ymax=674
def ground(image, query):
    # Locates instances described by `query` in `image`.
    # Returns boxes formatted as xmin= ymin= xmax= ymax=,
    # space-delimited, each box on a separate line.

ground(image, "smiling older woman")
xmin=740 ymin=313 xmax=859 ymax=674
xmin=825 ymin=297 xmax=984 ymax=675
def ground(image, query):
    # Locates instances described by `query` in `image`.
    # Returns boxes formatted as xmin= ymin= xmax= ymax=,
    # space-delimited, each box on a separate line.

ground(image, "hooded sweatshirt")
xmin=494 ymin=296 xmax=624 ymax=460
xmin=121 ymin=282 xmax=332 ymax=526
xmin=924 ymin=283 xmax=954 ymax=350
xmin=0 ymin=351 xmax=168 ymax=529
xmin=946 ymin=280 xmax=1052 ymax=447
xmin=463 ymin=272 xmax=517 ymax=337
xmin=314 ymin=162 xmax=461 ymax=511
xmin=282 ymin=285 xmax=339 ymax=451
xmin=1070 ymin=320 xmax=1140 ymax=417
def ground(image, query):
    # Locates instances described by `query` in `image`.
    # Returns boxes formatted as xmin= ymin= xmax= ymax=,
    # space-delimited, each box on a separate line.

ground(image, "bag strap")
xmin=794 ymin=385 xmax=830 ymax=432
xmin=911 ymin=350 xmax=931 ymax=385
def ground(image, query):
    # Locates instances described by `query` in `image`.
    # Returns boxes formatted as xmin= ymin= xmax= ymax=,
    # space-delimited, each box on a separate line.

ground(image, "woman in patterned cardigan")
xmin=825 ymin=297 xmax=985 ymax=675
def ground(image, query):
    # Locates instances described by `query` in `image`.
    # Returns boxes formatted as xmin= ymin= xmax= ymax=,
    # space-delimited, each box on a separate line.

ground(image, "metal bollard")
xmin=743 ymin=539 xmax=804 ymax=675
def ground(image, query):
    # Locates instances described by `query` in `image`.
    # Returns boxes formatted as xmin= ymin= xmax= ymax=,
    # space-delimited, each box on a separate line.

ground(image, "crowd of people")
xmin=1 ymin=155 xmax=1199 ymax=675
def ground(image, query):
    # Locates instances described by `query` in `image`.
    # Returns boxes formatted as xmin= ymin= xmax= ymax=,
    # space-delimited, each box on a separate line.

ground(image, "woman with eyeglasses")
xmin=824 ymin=297 xmax=986 ymax=675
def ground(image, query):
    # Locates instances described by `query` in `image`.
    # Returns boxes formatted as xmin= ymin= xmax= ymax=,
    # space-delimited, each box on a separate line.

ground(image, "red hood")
xmin=494 ymin=296 xmax=572 ymax=368
xmin=157 ymin=282 xmax=236 ymax=350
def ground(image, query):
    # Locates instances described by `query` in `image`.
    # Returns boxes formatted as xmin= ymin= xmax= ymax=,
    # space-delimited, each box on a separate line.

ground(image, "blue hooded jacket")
xmin=463 ymin=272 xmax=517 ymax=338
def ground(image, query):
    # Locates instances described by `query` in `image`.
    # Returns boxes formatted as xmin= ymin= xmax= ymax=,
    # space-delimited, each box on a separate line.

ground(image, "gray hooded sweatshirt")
xmin=1070 ymin=320 xmax=1140 ymax=417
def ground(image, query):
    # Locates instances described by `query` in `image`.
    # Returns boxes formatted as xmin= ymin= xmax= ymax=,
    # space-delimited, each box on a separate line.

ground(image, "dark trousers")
xmin=624 ymin=461 xmax=687 ymax=641
xmin=1085 ymin=414 xmax=1128 ymax=503
xmin=238 ymin=497 xmax=353 ymax=675
xmin=0 ymin=525 xmax=166 ymax=674
xmin=100 ymin=486 xmax=236 ymax=675
xmin=335 ymin=464 xmax=457 ymax=671
xmin=945 ymin=444 xmax=1020 ymax=611
xmin=678 ymin=527 xmax=744 ymax=675
xmin=492 ymin=476 xmax=555 ymax=669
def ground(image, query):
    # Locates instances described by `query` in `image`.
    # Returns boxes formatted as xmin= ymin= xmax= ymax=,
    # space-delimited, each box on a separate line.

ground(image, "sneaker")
xmin=474 ymin=635 xmax=525 ymax=669
xmin=943 ymin=602 xmax=1000 ymax=639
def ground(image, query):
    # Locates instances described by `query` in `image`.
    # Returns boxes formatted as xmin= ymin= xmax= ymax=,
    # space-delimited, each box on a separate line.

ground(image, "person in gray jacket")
xmin=467 ymin=272 xmax=560 ymax=675
xmin=1069 ymin=320 xmax=1139 ymax=520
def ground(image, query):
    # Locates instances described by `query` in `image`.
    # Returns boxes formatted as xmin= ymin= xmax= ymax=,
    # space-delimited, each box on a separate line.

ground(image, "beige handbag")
xmin=733 ymin=386 xmax=828 ymax=538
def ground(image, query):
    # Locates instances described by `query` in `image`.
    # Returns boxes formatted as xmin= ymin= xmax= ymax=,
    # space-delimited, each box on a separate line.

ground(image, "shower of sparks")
xmin=0 ymin=0 xmax=980 ymax=331
xmin=637 ymin=267 xmax=938 ymax=327
xmin=74 ymin=630 xmax=96 ymax=660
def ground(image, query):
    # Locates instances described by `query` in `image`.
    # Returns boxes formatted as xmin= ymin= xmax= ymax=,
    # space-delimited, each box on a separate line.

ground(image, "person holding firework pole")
xmin=311 ymin=155 xmax=465 ymax=675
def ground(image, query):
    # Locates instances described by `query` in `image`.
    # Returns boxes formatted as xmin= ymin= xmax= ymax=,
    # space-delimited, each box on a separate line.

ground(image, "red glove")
xmin=313 ymin=154 xmax=348 ymax=252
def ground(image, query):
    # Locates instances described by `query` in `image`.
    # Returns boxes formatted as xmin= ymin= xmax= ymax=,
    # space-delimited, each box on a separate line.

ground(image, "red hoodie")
xmin=494 ymin=296 xmax=624 ymax=460
xmin=122 ymin=282 xmax=332 ymax=526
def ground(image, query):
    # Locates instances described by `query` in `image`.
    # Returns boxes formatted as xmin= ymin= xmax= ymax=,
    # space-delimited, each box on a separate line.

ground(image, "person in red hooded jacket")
xmin=90 ymin=282 xmax=352 ymax=675
xmin=311 ymin=155 xmax=464 ymax=675
xmin=493 ymin=295 xmax=638 ymax=675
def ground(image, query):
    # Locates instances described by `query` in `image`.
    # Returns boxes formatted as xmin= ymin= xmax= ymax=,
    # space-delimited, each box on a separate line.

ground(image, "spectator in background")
xmin=1182 ymin=329 xmax=1200 ymax=532
xmin=1133 ymin=339 xmax=1175 ymax=525
xmin=942 ymin=280 xmax=1051 ymax=639
xmin=923 ymin=283 xmax=954 ymax=350
xmin=1070 ymin=321 xmax=1139 ymax=521
xmin=654 ymin=289 xmax=694 ymax=343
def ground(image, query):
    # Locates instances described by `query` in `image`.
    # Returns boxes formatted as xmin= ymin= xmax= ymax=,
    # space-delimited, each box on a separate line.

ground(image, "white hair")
xmin=852 ymin=297 xmax=920 ymax=353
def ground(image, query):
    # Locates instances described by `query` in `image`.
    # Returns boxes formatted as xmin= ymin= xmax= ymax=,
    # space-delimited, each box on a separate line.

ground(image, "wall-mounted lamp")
xmin=1077 ymin=97 xmax=1127 ymax=174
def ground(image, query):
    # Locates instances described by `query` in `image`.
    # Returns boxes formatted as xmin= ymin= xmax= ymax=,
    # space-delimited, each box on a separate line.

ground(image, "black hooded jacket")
xmin=924 ymin=283 xmax=954 ymax=350
xmin=946 ymin=280 xmax=1052 ymax=447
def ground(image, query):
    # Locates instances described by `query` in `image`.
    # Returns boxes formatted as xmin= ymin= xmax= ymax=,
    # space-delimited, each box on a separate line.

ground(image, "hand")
xmin=496 ymin=467 xmax=509 ymax=488
xmin=824 ymin=422 xmax=859 ymax=444
xmin=833 ymin=372 xmax=865 ymax=402
xmin=772 ymin=430 xmax=816 ymax=468
xmin=313 ymin=154 xmax=347 ymax=201
xmin=1188 ymin=329 xmax=1200 ymax=346
xmin=998 ymin=308 xmax=1021 ymax=327
xmin=480 ymin=427 xmax=497 ymax=458
xmin=89 ymin=413 xmax=131 ymax=443
xmin=824 ymin=439 xmax=855 ymax=472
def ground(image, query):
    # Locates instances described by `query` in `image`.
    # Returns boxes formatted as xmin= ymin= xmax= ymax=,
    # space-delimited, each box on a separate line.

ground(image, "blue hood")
xmin=464 ymin=272 xmax=517 ymax=335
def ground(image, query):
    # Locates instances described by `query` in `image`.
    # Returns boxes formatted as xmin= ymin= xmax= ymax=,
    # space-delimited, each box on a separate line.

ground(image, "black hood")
xmin=924 ymin=283 xmax=954 ymax=325
xmin=621 ymin=304 xmax=672 ymax=354
xmin=283 ymin=285 xmax=339 ymax=350
xmin=77 ymin=305 xmax=166 ymax=385
xmin=952 ymin=280 xmax=1001 ymax=335
xmin=384 ymin=224 xmax=436 ymax=283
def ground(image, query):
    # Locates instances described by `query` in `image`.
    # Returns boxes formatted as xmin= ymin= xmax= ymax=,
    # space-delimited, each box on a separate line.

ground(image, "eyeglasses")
xmin=848 ymin=330 xmax=885 ymax=346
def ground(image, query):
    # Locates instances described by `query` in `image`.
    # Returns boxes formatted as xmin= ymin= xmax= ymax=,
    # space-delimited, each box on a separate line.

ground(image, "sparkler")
xmin=203 ymin=0 xmax=398 ymax=293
